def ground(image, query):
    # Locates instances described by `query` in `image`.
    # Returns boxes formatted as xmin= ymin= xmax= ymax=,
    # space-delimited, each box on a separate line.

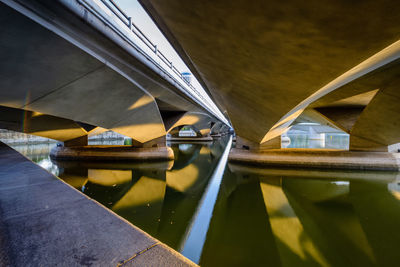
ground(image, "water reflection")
xmin=11 ymin=138 xmax=400 ymax=266
xmin=221 ymin=164 xmax=400 ymax=267
xmin=53 ymin=139 xmax=228 ymax=255
xmin=181 ymin=136 xmax=232 ymax=263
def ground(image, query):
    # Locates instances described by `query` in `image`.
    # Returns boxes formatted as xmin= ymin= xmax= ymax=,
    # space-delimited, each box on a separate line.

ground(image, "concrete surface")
xmin=305 ymin=58 xmax=400 ymax=152
xmin=229 ymin=148 xmax=400 ymax=171
xmin=0 ymin=0 xmax=222 ymax=146
xmin=0 ymin=142 xmax=196 ymax=266
xmin=141 ymin=0 xmax=400 ymax=148
xmin=50 ymin=145 xmax=175 ymax=161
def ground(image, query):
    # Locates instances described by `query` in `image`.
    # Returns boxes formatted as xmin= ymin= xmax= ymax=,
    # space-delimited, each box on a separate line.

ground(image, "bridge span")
xmin=140 ymin=0 xmax=400 ymax=168
xmin=0 ymin=0 xmax=228 ymax=155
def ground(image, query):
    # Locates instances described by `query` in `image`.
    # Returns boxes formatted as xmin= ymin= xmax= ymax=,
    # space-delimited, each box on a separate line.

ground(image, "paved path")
xmin=0 ymin=142 xmax=196 ymax=266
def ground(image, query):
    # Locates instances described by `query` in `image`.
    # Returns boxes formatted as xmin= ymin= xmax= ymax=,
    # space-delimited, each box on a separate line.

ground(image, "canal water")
xmin=6 ymin=136 xmax=400 ymax=267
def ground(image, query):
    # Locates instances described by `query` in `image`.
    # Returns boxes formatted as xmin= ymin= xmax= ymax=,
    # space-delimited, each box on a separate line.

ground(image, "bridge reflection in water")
xmin=12 ymin=138 xmax=400 ymax=266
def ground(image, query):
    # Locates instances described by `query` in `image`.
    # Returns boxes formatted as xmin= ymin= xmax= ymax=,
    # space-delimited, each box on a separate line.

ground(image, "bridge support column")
xmin=63 ymin=135 xmax=88 ymax=147
xmin=199 ymin=128 xmax=211 ymax=137
xmin=235 ymin=136 xmax=281 ymax=151
xmin=132 ymin=136 xmax=167 ymax=148
xmin=350 ymin=136 xmax=400 ymax=153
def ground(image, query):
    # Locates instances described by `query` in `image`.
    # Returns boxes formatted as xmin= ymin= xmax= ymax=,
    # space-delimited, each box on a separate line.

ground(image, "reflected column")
xmin=260 ymin=177 xmax=328 ymax=267
xmin=350 ymin=178 xmax=400 ymax=267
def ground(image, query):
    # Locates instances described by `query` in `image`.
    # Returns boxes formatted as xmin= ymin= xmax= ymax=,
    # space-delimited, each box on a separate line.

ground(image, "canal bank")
xmin=0 ymin=142 xmax=196 ymax=266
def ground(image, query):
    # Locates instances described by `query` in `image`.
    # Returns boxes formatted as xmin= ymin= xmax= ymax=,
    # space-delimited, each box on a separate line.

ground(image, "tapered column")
xmin=63 ymin=135 xmax=88 ymax=147
xmin=131 ymin=135 xmax=166 ymax=148
xmin=236 ymin=136 xmax=281 ymax=151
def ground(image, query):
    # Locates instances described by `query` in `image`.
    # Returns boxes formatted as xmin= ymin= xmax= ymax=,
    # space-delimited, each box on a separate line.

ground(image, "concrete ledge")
xmin=0 ymin=142 xmax=196 ymax=266
xmin=228 ymin=163 xmax=400 ymax=181
xmin=229 ymin=148 xmax=400 ymax=171
xmin=167 ymin=136 xmax=213 ymax=142
xmin=50 ymin=145 xmax=174 ymax=161
xmin=52 ymin=159 xmax=174 ymax=171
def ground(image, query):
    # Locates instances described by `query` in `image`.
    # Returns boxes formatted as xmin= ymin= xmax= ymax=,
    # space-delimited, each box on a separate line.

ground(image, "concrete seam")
xmin=116 ymin=242 xmax=160 ymax=266
xmin=20 ymin=65 xmax=105 ymax=108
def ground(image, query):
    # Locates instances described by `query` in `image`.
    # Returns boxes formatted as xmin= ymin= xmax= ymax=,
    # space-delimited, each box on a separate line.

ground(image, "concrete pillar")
xmin=349 ymin=135 xmax=388 ymax=152
xmin=169 ymin=126 xmax=182 ymax=137
xmin=132 ymin=135 xmax=167 ymax=148
xmin=236 ymin=136 xmax=281 ymax=150
xmin=199 ymin=128 xmax=211 ymax=137
xmin=63 ymin=135 xmax=88 ymax=147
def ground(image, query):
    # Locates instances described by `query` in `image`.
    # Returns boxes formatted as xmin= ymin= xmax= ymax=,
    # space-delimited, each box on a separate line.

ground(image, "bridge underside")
xmin=0 ymin=0 xmax=225 ymax=155
xmin=141 ymin=0 xmax=400 ymax=153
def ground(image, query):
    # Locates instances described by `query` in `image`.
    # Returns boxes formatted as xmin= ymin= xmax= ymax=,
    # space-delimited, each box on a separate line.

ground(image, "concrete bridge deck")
xmin=0 ymin=142 xmax=196 ymax=266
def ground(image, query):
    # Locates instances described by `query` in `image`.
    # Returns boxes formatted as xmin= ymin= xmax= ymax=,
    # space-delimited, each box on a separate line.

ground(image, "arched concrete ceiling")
xmin=308 ymin=58 xmax=400 ymax=149
xmin=141 ymin=0 xmax=400 ymax=144
xmin=0 ymin=105 xmax=88 ymax=141
xmin=167 ymin=112 xmax=214 ymax=133
xmin=0 ymin=1 xmax=222 ymax=144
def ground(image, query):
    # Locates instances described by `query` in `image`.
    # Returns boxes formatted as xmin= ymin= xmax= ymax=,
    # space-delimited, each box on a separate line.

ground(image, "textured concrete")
xmin=50 ymin=145 xmax=175 ymax=161
xmin=0 ymin=142 xmax=196 ymax=266
xmin=0 ymin=0 xmax=222 ymax=146
xmin=141 ymin=0 xmax=400 ymax=146
xmin=229 ymin=148 xmax=400 ymax=171
xmin=166 ymin=112 xmax=214 ymax=134
xmin=305 ymin=58 xmax=400 ymax=152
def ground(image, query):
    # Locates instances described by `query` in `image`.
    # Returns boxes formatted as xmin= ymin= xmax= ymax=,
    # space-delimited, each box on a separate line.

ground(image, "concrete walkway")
xmin=0 ymin=142 xmax=196 ymax=266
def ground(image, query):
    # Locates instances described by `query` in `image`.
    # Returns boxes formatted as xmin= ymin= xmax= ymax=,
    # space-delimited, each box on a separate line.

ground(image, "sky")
xmin=114 ymin=0 xmax=189 ymax=73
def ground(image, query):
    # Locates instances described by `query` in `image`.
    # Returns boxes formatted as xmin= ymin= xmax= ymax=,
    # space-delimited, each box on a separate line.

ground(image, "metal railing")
xmin=95 ymin=0 xmax=210 ymax=106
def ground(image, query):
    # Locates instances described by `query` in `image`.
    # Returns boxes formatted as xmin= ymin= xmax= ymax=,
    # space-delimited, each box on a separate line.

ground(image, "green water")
xmin=9 ymin=138 xmax=400 ymax=266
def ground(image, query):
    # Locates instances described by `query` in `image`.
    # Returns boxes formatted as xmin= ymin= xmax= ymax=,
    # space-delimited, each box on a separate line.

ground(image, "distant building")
xmin=181 ymin=72 xmax=192 ymax=84
xmin=179 ymin=126 xmax=197 ymax=137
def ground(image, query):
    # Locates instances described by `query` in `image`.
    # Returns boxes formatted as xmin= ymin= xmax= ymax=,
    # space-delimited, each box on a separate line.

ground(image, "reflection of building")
xmin=181 ymin=72 xmax=192 ymax=84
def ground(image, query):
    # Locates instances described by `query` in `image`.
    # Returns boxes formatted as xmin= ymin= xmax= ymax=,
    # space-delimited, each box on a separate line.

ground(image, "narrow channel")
xmin=6 ymin=135 xmax=400 ymax=266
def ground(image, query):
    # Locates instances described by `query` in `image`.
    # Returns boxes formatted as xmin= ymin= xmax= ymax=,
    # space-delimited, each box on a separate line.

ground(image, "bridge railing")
xmin=83 ymin=0 xmax=214 ymax=111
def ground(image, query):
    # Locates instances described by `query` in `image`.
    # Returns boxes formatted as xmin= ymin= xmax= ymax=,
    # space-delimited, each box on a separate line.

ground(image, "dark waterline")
xmin=7 ymin=137 xmax=400 ymax=266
